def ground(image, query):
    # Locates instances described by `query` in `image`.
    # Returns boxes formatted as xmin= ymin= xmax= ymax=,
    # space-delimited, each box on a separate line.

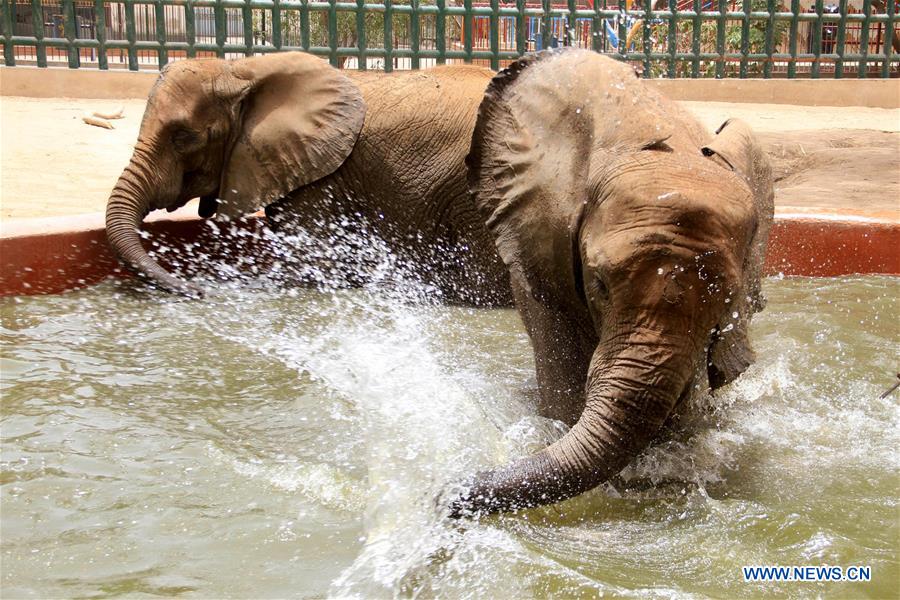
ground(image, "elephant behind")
xmin=105 ymin=52 xmax=512 ymax=305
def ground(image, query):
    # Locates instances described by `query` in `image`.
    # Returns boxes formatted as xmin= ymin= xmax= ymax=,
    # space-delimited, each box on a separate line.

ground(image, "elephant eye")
xmin=172 ymin=127 xmax=199 ymax=151
xmin=591 ymin=276 xmax=610 ymax=302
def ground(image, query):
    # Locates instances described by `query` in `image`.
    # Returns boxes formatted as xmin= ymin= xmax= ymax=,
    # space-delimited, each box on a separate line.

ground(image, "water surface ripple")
xmin=1 ymin=275 xmax=897 ymax=598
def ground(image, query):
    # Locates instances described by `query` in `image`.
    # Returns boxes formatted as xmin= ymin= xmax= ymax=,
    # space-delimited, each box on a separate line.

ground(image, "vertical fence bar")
xmin=30 ymin=0 xmax=46 ymax=67
xmin=591 ymin=0 xmax=602 ymax=53
xmin=125 ymin=0 xmax=137 ymax=69
xmin=271 ymin=0 xmax=281 ymax=49
xmin=787 ymin=0 xmax=799 ymax=77
xmin=517 ymin=0 xmax=527 ymax=55
xmin=691 ymin=0 xmax=701 ymax=76
xmin=763 ymin=0 xmax=775 ymax=77
xmin=300 ymin=0 xmax=309 ymax=50
xmin=214 ymin=0 xmax=226 ymax=56
xmin=541 ymin=0 xmax=551 ymax=52
xmin=739 ymin=0 xmax=750 ymax=77
xmin=63 ymin=0 xmax=80 ymax=68
xmin=667 ymin=0 xmax=676 ymax=76
xmin=616 ymin=0 xmax=627 ymax=58
xmin=834 ymin=0 xmax=846 ymax=77
xmin=490 ymin=0 xmax=499 ymax=69
xmin=566 ymin=0 xmax=576 ymax=48
xmin=643 ymin=0 xmax=652 ymax=75
xmin=410 ymin=0 xmax=419 ymax=68
xmin=881 ymin=0 xmax=895 ymax=78
xmin=384 ymin=0 xmax=393 ymax=70
xmin=242 ymin=0 xmax=252 ymax=55
xmin=464 ymin=0 xmax=473 ymax=62
xmin=435 ymin=0 xmax=445 ymax=64
xmin=1 ymin=0 xmax=14 ymax=66
xmin=94 ymin=0 xmax=107 ymax=69
xmin=185 ymin=0 xmax=196 ymax=58
xmin=155 ymin=0 xmax=168 ymax=65
xmin=715 ymin=0 xmax=726 ymax=77
xmin=858 ymin=0 xmax=870 ymax=77
xmin=356 ymin=0 xmax=366 ymax=69
xmin=327 ymin=0 xmax=337 ymax=66
xmin=811 ymin=0 xmax=823 ymax=77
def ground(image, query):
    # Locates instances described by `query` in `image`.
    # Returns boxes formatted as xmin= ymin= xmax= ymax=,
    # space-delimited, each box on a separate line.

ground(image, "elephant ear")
xmin=216 ymin=52 xmax=365 ymax=218
xmin=467 ymin=49 xmax=680 ymax=304
xmin=703 ymin=118 xmax=775 ymax=388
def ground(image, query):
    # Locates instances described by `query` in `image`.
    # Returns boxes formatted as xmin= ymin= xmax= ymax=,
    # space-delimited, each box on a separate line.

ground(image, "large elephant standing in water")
xmin=449 ymin=50 xmax=774 ymax=516
xmin=106 ymin=51 xmax=511 ymax=305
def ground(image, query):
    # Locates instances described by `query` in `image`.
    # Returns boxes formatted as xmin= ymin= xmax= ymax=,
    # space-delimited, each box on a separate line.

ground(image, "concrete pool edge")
xmin=1 ymin=207 xmax=898 ymax=296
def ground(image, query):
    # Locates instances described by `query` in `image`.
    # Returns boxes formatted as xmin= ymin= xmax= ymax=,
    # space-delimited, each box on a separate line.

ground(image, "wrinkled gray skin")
xmin=106 ymin=52 xmax=511 ymax=305
xmin=448 ymin=50 xmax=774 ymax=517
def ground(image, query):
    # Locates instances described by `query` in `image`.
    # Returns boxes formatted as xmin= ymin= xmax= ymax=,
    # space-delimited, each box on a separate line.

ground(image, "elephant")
xmin=105 ymin=51 xmax=512 ymax=306
xmin=447 ymin=49 xmax=774 ymax=517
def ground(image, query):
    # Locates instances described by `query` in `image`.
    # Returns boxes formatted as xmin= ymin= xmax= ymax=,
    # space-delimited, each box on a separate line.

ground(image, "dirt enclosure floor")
xmin=1 ymin=95 xmax=898 ymax=221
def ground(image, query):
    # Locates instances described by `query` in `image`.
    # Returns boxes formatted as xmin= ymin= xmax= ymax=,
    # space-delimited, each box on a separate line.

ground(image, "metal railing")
xmin=1 ymin=0 xmax=897 ymax=77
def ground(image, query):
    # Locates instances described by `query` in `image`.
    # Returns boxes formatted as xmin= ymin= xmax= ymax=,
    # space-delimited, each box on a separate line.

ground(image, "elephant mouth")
xmin=198 ymin=193 xmax=220 ymax=218
xmin=666 ymin=374 xmax=699 ymax=428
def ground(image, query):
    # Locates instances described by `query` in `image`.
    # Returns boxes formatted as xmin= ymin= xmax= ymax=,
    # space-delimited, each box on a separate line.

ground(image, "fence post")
xmin=124 ymin=0 xmax=137 ymax=69
xmin=811 ymin=0 xmax=823 ymax=78
xmin=384 ymin=0 xmax=393 ymax=70
xmin=155 ymin=0 xmax=168 ymax=66
xmin=435 ymin=0 xmax=445 ymax=64
xmin=764 ymin=0 xmax=775 ymax=77
xmin=490 ymin=0 xmax=499 ymax=69
xmin=715 ymin=0 xmax=726 ymax=77
xmin=328 ymin=0 xmax=337 ymax=66
xmin=63 ymin=0 xmax=80 ymax=68
xmin=185 ymin=0 xmax=196 ymax=58
xmin=242 ymin=0 xmax=253 ymax=56
xmin=356 ymin=0 xmax=366 ymax=69
xmin=739 ymin=0 xmax=750 ymax=77
xmin=787 ymin=0 xmax=799 ymax=78
xmin=834 ymin=0 xmax=847 ymax=77
xmin=299 ymin=0 xmax=309 ymax=50
xmin=858 ymin=0 xmax=871 ymax=77
xmin=591 ymin=0 xmax=602 ymax=54
xmin=214 ymin=0 xmax=226 ymax=57
xmin=464 ymin=0 xmax=473 ymax=63
xmin=30 ymin=0 xmax=46 ymax=67
xmin=1 ymin=0 xmax=13 ymax=66
xmin=642 ymin=0 xmax=652 ymax=75
xmin=691 ymin=0 xmax=701 ymax=77
xmin=881 ymin=0 xmax=895 ymax=78
xmin=667 ymin=0 xmax=677 ymax=76
xmin=541 ymin=0 xmax=551 ymax=52
xmin=271 ymin=0 xmax=281 ymax=50
xmin=410 ymin=0 xmax=419 ymax=68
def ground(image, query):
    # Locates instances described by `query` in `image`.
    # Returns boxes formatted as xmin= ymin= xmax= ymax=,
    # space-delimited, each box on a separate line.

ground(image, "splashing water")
xmin=1 ymin=227 xmax=897 ymax=598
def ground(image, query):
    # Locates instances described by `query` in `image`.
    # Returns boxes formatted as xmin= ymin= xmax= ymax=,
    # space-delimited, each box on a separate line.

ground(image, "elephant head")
xmin=453 ymin=50 xmax=773 ymax=516
xmin=105 ymin=52 xmax=365 ymax=297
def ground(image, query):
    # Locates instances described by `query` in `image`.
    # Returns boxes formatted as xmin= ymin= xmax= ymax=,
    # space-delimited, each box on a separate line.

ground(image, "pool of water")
xmin=1 ymin=274 xmax=897 ymax=598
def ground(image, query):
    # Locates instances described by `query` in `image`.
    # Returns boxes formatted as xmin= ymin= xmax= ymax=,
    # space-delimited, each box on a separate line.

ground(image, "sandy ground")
xmin=1 ymin=95 xmax=898 ymax=220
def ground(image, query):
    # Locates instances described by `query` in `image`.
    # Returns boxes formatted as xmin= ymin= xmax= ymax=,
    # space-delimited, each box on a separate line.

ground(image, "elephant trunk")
xmin=105 ymin=161 xmax=203 ymax=298
xmin=449 ymin=341 xmax=691 ymax=517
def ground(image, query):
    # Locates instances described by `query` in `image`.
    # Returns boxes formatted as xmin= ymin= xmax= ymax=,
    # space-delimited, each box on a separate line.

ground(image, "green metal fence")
xmin=1 ymin=0 xmax=898 ymax=77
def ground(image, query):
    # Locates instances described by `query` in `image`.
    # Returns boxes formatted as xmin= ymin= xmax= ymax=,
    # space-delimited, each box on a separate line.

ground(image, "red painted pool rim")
xmin=1 ymin=206 xmax=898 ymax=297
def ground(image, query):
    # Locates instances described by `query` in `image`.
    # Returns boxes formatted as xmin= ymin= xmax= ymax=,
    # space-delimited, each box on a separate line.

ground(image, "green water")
xmin=1 ymin=276 xmax=897 ymax=599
